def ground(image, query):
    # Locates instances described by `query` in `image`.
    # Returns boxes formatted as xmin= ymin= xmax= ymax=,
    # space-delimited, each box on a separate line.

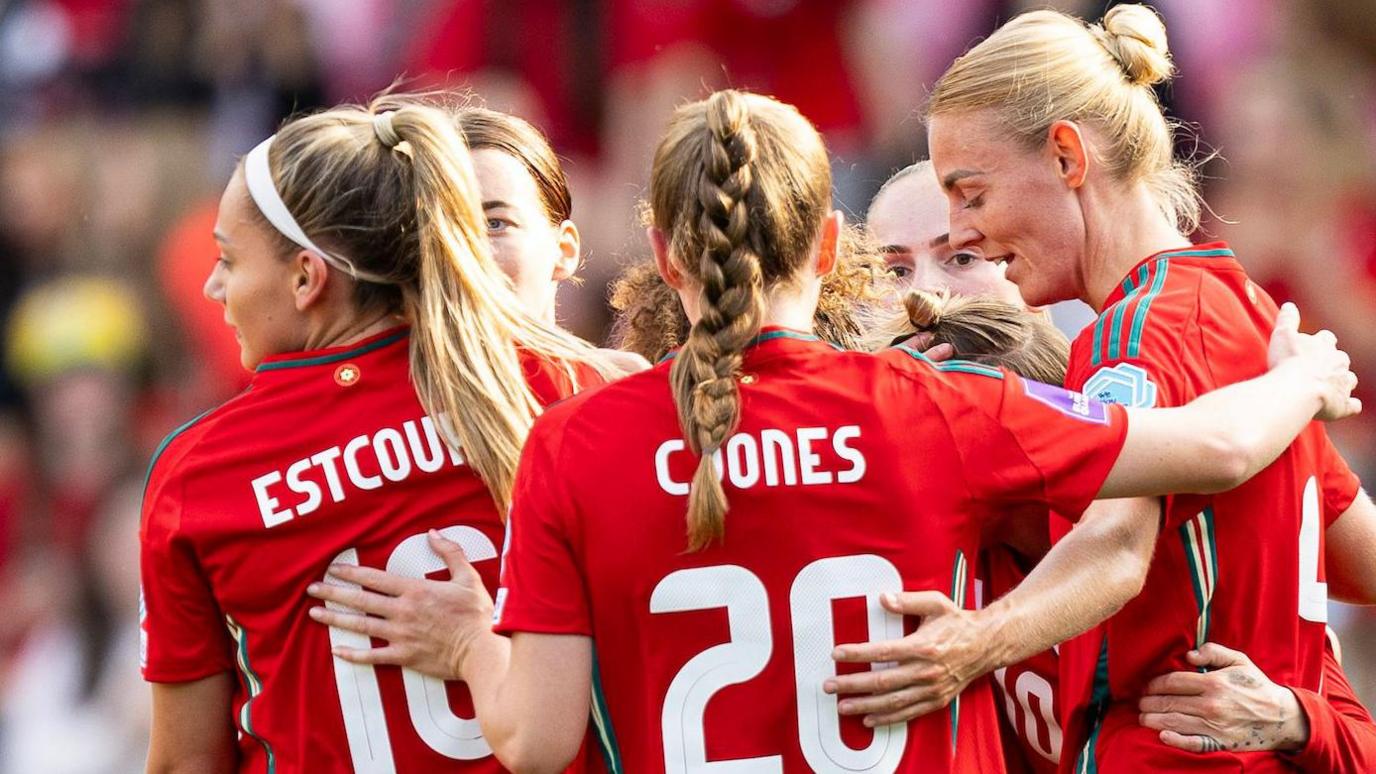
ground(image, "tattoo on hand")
xmin=1226 ymin=671 xmax=1260 ymax=688
xmin=1198 ymin=735 xmax=1224 ymax=753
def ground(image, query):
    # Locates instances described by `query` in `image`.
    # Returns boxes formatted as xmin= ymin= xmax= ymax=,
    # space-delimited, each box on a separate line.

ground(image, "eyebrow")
xmin=928 ymin=232 xmax=950 ymax=249
xmin=879 ymin=244 xmax=908 ymax=255
xmin=212 ymin=229 xmax=229 ymax=244
xmin=482 ymin=200 xmax=513 ymax=210
xmin=941 ymin=169 xmax=981 ymax=190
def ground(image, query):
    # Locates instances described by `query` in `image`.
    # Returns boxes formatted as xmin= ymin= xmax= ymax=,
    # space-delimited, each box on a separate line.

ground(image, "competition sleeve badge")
xmin=1023 ymin=379 xmax=1111 ymax=425
xmin=334 ymin=362 xmax=361 ymax=387
xmin=1081 ymin=363 xmax=1158 ymax=408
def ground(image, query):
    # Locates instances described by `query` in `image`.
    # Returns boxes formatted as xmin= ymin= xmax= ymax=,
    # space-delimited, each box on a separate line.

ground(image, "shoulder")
xmin=141 ymin=388 xmax=255 ymax=532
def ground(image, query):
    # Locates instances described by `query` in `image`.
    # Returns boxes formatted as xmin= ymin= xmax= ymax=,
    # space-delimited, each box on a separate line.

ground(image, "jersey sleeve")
xmin=492 ymin=410 xmax=592 ymax=637
xmin=1284 ymin=642 xmax=1376 ymax=773
xmin=936 ymin=366 xmax=1129 ymax=521
xmin=1318 ymin=432 xmax=1363 ymax=527
xmin=139 ymin=470 xmax=234 ymax=683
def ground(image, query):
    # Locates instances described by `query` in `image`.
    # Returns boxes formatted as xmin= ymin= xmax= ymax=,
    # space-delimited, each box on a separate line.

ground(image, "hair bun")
xmin=1097 ymin=4 xmax=1173 ymax=87
xmin=904 ymin=289 xmax=946 ymax=332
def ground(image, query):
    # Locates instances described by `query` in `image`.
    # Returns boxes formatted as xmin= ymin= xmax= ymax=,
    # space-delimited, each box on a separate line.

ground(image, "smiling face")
xmin=471 ymin=147 xmax=577 ymax=323
xmin=205 ymin=169 xmax=307 ymax=369
xmin=867 ymin=164 xmax=1024 ymax=307
xmin=927 ymin=110 xmax=1087 ymax=307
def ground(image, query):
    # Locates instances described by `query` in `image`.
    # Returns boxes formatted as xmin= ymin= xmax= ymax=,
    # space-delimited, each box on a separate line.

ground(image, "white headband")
xmin=243 ymin=136 xmax=393 ymax=285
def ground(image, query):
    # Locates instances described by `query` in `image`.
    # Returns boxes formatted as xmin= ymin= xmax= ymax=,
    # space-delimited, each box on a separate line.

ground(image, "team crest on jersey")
xmin=1023 ymin=379 xmax=1110 ymax=425
xmin=1082 ymin=363 xmax=1158 ymax=408
xmin=334 ymin=362 xmax=361 ymax=387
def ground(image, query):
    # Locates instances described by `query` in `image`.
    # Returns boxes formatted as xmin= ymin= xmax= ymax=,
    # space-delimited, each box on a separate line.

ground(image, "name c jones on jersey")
xmin=654 ymin=425 xmax=866 ymax=495
xmin=251 ymin=415 xmax=463 ymax=528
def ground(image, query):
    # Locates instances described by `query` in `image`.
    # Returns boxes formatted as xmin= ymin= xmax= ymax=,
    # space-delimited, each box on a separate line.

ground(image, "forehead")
xmin=927 ymin=111 xmax=1016 ymax=178
xmin=867 ymin=170 xmax=949 ymax=248
xmin=471 ymin=148 xmax=541 ymax=207
xmin=215 ymin=168 xmax=255 ymax=236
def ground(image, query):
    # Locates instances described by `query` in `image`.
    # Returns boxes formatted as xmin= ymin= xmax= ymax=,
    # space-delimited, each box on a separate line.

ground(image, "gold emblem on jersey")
xmin=334 ymin=363 xmax=361 ymax=387
xmin=739 ymin=373 xmax=758 ymax=385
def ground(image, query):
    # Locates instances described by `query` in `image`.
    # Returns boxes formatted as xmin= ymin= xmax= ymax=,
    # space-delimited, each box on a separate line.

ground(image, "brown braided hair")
xmin=650 ymin=89 xmax=831 ymax=550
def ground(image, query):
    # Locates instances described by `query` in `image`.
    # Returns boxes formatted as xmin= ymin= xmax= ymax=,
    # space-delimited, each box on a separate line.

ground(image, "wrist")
xmin=970 ymin=604 xmax=1018 ymax=673
xmin=1276 ymin=686 xmax=1311 ymax=752
xmin=1274 ymin=357 xmax=1325 ymax=414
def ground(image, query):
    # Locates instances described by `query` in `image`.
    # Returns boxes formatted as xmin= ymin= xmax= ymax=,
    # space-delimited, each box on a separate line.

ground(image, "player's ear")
xmin=293 ymin=250 xmax=331 ymax=311
xmin=1047 ymin=120 xmax=1089 ymax=190
xmin=649 ymin=227 xmax=684 ymax=290
xmin=552 ymin=219 xmax=581 ymax=282
xmin=815 ymin=210 xmax=842 ymax=277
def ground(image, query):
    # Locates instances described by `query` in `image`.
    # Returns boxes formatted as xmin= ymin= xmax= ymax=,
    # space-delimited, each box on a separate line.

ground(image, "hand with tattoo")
xmin=1138 ymin=642 xmax=1310 ymax=754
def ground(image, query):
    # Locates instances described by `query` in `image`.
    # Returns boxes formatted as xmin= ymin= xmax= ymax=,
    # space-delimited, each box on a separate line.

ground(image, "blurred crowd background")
xmin=0 ymin=0 xmax=1373 ymax=770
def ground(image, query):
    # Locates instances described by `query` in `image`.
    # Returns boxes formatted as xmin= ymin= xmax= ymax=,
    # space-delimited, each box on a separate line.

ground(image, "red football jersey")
xmin=494 ymin=329 xmax=1128 ymax=772
xmin=1060 ymin=244 xmax=1363 ymax=772
xmin=1288 ymin=638 xmax=1376 ymax=772
xmin=140 ymin=328 xmax=600 ymax=774
xmin=981 ymin=546 xmax=1062 ymax=774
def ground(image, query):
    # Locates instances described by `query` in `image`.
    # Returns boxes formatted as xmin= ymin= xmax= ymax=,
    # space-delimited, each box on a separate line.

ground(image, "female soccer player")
xmin=309 ymin=89 xmax=1358 ymax=772
xmin=140 ymin=95 xmax=618 ymax=773
xmin=858 ymin=4 xmax=1376 ymax=769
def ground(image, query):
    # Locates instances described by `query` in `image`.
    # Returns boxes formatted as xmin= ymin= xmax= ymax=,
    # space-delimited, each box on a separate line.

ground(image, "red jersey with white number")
xmin=140 ymin=328 xmax=600 ymax=774
xmin=1060 ymin=244 xmax=1362 ymax=772
xmin=981 ymin=547 xmax=1062 ymax=774
xmin=494 ymin=329 xmax=1129 ymax=773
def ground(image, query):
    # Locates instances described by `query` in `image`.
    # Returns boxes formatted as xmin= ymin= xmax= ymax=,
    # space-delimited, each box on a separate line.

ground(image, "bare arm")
xmin=1100 ymin=304 xmax=1359 ymax=500
xmin=307 ymin=531 xmax=589 ymax=773
xmin=1327 ymin=492 xmax=1376 ymax=604
xmin=825 ymin=497 xmax=1158 ymax=725
xmin=459 ymin=631 xmax=592 ymax=772
xmin=976 ymin=496 xmax=1158 ymax=672
xmin=146 ymin=673 xmax=237 ymax=774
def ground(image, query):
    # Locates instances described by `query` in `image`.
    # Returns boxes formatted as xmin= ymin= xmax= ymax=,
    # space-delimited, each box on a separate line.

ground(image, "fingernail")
xmin=307 ymin=583 xmax=320 ymax=594
xmin=832 ymin=647 xmax=846 ymax=660
xmin=883 ymin=592 xmax=897 ymax=606
xmin=838 ymin=701 xmax=851 ymax=713
xmin=308 ymin=607 xmax=322 ymax=619
xmin=823 ymin=680 xmax=837 ymax=693
xmin=863 ymin=717 xmax=876 ymax=728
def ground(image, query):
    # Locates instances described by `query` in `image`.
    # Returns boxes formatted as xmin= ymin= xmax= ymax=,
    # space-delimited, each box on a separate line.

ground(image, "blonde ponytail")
xmin=255 ymin=94 xmax=623 ymax=513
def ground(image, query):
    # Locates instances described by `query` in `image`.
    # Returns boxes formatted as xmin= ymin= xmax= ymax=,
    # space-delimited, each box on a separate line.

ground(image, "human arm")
xmin=308 ymin=531 xmax=591 ymax=773
xmin=1327 ymin=492 xmax=1376 ymax=604
xmin=1138 ymin=640 xmax=1376 ymax=772
xmin=1097 ymin=304 xmax=1359 ymax=499
xmin=826 ymin=496 xmax=1158 ymax=725
xmin=146 ymin=673 xmax=238 ymax=774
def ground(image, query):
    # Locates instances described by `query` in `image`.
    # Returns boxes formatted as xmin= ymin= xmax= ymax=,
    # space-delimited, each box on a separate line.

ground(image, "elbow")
xmin=1197 ymin=432 xmax=1255 ymax=493
xmin=494 ymin=731 xmax=579 ymax=774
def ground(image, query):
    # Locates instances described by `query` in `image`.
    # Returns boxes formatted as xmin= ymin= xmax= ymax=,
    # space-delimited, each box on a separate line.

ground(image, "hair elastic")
xmin=372 ymin=111 xmax=401 ymax=148
xmin=243 ymin=136 xmax=393 ymax=284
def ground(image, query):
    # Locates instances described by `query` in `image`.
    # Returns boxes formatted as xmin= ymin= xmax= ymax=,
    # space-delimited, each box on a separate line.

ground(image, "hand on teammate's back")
xmin=823 ymin=591 xmax=983 ymax=727
xmin=306 ymin=530 xmax=492 ymax=680
xmin=1267 ymin=302 xmax=1362 ymax=421
xmin=1138 ymin=642 xmax=1309 ymax=754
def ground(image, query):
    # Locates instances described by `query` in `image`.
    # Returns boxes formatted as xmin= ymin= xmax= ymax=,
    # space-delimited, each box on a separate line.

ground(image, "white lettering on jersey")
xmin=654 ymin=425 xmax=867 ymax=496
xmin=252 ymin=413 xmax=465 ymax=528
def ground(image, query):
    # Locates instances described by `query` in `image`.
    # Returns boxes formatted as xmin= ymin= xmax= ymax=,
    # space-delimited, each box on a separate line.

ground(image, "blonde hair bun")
xmin=904 ymin=289 xmax=947 ymax=331
xmin=1098 ymin=4 xmax=1173 ymax=87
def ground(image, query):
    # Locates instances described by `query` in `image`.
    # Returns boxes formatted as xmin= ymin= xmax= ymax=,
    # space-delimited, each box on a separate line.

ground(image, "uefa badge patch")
xmin=1082 ymin=363 xmax=1158 ymax=408
xmin=334 ymin=362 xmax=361 ymax=387
xmin=1023 ymin=379 xmax=1110 ymax=424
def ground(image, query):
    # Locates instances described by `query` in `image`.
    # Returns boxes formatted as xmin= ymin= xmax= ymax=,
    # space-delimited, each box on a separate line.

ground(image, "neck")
xmin=1080 ymin=185 xmax=1193 ymax=312
xmin=303 ymin=310 xmax=405 ymax=352
xmin=760 ymin=283 xmax=820 ymax=332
